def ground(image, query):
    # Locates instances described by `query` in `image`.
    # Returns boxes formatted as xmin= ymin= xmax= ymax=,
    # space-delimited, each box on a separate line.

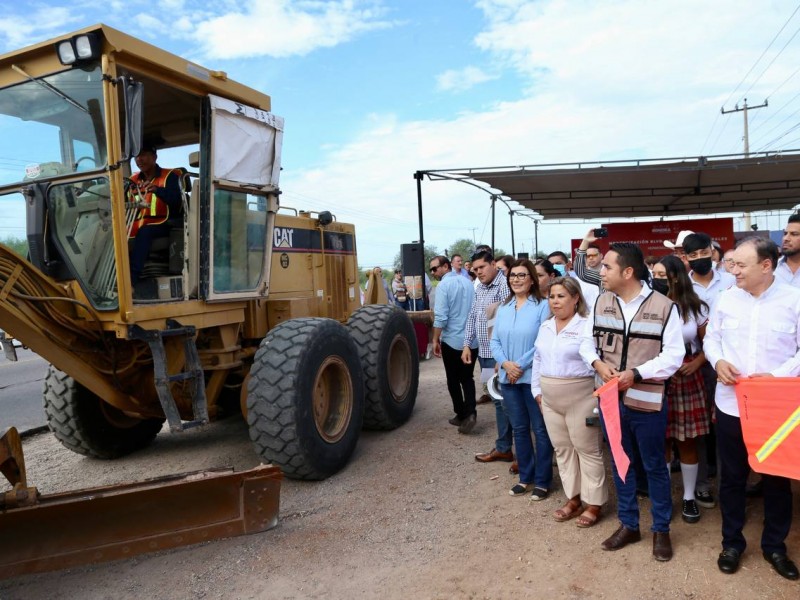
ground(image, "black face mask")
xmin=689 ymin=257 xmax=713 ymax=276
xmin=651 ymin=278 xmax=669 ymax=295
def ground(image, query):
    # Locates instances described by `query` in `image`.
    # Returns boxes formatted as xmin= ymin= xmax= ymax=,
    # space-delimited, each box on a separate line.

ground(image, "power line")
xmin=726 ymin=4 xmax=800 ymax=108
xmin=704 ymin=4 xmax=800 ymax=154
xmin=738 ymin=15 xmax=800 ymax=103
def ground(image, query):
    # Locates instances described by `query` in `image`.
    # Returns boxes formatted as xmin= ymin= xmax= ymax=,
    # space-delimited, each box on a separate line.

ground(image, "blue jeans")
xmin=501 ymin=383 xmax=553 ymax=488
xmin=480 ymin=356 xmax=512 ymax=453
xmin=600 ymin=399 xmax=672 ymax=533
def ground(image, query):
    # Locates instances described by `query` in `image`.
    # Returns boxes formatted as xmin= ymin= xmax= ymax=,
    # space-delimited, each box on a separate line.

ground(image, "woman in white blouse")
xmin=532 ymin=277 xmax=607 ymax=527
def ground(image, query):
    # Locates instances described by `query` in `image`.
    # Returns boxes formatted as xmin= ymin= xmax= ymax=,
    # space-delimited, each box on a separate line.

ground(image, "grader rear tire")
xmin=246 ymin=318 xmax=364 ymax=480
xmin=43 ymin=366 xmax=164 ymax=459
xmin=347 ymin=304 xmax=418 ymax=430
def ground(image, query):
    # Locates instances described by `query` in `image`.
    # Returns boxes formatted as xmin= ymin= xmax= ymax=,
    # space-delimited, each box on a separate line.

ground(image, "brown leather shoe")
xmin=475 ymin=448 xmax=514 ymax=463
xmin=600 ymin=524 xmax=641 ymax=551
xmin=476 ymin=394 xmax=492 ymax=405
xmin=509 ymin=461 xmax=519 ymax=475
xmin=653 ymin=532 xmax=673 ymax=561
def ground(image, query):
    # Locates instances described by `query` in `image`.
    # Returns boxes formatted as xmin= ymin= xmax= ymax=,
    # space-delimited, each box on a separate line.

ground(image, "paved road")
xmin=0 ymin=348 xmax=49 ymax=433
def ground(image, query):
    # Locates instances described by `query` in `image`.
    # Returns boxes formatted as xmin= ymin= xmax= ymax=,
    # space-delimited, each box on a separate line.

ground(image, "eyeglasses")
xmin=508 ymin=273 xmax=530 ymax=280
xmin=429 ymin=265 xmax=440 ymax=272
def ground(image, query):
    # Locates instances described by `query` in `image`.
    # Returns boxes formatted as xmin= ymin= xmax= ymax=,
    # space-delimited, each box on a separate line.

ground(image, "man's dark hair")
xmin=475 ymin=244 xmax=492 ymax=253
xmin=787 ymin=213 xmax=800 ymax=225
xmin=547 ymin=250 xmax=569 ymax=263
xmin=451 ymin=253 xmax=462 ymax=260
xmin=497 ymin=254 xmax=515 ymax=268
xmin=432 ymin=255 xmax=451 ymax=270
xmin=736 ymin=236 xmax=779 ymax=270
xmin=586 ymin=244 xmax=601 ymax=252
xmin=471 ymin=250 xmax=494 ymax=263
xmin=609 ymin=242 xmax=649 ymax=281
xmin=682 ymin=232 xmax=712 ymax=255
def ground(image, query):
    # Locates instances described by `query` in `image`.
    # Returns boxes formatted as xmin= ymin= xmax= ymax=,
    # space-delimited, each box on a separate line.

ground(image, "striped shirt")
xmin=464 ymin=269 xmax=510 ymax=358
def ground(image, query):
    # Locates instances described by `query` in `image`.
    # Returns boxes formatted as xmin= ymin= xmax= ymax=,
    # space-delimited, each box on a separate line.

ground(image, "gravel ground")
xmin=2 ymin=357 xmax=799 ymax=599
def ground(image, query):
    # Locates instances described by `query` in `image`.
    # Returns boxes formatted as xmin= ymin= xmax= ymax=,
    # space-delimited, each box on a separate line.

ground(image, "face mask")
xmin=553 ymin=264 xmax=566 ymax=276
xmin=651 ymin=278 xmax=669 ymax=295
xmin=688 ymin=257 xmax=713 ymax=276
xmin=711 ymin=260 xmax=718 ymax=271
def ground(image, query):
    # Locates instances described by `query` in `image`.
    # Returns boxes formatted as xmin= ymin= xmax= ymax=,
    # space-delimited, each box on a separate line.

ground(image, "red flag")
xmin=735 ymin=377 xmax=800 ymax=480
xmin=594 ymin=378 xmax=630 ymax=483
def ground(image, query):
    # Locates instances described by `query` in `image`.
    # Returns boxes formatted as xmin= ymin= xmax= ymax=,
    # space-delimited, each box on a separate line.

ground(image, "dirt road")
xmin=2 ymin=358 xmax=799 ymax=599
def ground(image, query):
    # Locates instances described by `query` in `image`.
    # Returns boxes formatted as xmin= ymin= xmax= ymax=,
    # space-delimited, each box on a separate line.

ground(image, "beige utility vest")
xmin=593 ymin=289 xmax=675 ymax=412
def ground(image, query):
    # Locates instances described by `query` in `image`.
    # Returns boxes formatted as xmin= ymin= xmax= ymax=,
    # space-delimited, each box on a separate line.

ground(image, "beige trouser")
xmin=541 ymin=376 xmax=608 ymax=506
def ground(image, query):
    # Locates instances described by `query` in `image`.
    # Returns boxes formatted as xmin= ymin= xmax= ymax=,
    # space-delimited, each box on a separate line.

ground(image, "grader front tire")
xmin=246 ymin=318 xmax=364 ymax=480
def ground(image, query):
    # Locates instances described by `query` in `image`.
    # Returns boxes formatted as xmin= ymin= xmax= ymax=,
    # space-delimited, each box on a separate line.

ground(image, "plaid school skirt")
xmin=666 ymin=355 xmax=710 ymax=441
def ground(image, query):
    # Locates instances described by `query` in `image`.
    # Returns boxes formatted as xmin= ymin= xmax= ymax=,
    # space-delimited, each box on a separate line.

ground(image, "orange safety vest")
xmin=128 ymin=167 xmax=176 ymax=237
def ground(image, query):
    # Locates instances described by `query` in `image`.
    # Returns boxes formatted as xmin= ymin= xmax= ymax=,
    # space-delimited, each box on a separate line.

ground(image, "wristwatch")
xmin=632 ymin=368 xmax=643 ymax=384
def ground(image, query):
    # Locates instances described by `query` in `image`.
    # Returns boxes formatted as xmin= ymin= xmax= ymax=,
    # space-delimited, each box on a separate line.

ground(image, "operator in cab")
xmin=127 ymin=145 xmax=182 ymax=284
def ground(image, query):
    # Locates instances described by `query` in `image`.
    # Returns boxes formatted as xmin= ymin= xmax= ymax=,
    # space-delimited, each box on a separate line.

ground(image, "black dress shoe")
xmin=601 ymin=524 xmax=641 ymax=551
xmin=763 ymin=552 xmax=800 ymax=580
xmin=717 ymin=548 xmax=741 ymax=574
xmin=458 ymin=413 xmax=476 ymax=434
xmin=448 ymin=416 xmax=463 ymax=426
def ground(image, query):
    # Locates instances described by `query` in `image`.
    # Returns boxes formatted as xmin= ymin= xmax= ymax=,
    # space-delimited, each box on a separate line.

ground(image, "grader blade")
xmin=0 ymin=463 xmax=282 ymax=579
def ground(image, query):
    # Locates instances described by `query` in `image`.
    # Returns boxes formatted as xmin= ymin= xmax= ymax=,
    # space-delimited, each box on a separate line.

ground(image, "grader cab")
xmin=0 ymin=25 xmax=419 ymax=576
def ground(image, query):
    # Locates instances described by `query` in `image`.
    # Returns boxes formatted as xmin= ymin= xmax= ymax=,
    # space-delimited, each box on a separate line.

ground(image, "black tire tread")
xmin=247 ymin=318 xmax=363 ymax=480
xmin=43 ymin=365 xmax=162 ymax=459
xmin=347 ymin=304 xmax=418 ymax=430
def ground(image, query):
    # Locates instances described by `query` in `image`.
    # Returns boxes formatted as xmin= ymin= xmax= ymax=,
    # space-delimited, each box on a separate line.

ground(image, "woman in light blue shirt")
xmin=490 ymin=259 xmax=553 ymax=499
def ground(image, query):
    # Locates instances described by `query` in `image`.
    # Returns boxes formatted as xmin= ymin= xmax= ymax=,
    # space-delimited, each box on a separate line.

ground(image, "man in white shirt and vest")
xmin=704 ymin=237 xmax=800 ymax=581
xmin=580 ymin=243 xmax=684 ymax=561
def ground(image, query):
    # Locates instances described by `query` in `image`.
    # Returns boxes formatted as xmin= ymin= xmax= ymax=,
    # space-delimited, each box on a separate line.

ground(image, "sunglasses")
xmin=508 ymin=273 xmax=530 ymax=280
xmin=429 ymin=265 xmax=440 ymax=272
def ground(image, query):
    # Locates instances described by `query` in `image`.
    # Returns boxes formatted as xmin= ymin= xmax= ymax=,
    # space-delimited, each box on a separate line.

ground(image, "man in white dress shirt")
xmin=704 ymin=237 xmax=800 ymax=580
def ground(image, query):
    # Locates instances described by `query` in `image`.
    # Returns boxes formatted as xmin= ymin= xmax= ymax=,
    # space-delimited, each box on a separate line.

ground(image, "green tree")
xmin=446 ymin=238 xmax=475 ymax=261
xmin=0 ymin=236 xmax=27 ymax=258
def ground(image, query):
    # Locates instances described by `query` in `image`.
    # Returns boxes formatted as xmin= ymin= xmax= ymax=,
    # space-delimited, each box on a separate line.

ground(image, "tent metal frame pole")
xmin=509 ymin=210 xmax=515 ymax=256
xmin=414 ymin=171 xmax=427 ymax=308
xmin=491 ymin=195 xmax=496 ymax=254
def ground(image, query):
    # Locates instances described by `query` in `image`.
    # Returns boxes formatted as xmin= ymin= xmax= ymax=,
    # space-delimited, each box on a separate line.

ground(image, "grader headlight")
xmin=55 ymin=33 xmax=100 ymax=65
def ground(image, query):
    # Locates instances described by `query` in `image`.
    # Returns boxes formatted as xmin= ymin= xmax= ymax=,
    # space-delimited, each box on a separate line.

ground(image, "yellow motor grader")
xmin=0 ymin=25 xmax=418 ymax=577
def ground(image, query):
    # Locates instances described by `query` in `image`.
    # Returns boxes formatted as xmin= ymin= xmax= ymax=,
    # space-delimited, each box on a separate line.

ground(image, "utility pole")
xmin=468 ymin=228 xmax=478 ymax=244
xmin=721 ymin=98 xmax=768 ymax=229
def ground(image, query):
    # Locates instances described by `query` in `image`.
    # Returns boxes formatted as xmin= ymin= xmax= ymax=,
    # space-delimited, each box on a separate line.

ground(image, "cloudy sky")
xmin=2 ymin=0 xmax=800 ymax=266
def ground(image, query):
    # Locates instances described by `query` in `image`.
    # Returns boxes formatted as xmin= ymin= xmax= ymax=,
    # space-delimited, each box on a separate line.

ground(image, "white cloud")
xmin=436 ymin=66 xmax=497 ymax=92
xmin=193 ymin=0 xmax=394 ymax=59
xmin=283 ymin=0 xmax=800 ymax=265
xmin=0 ymin=8 xmax=82 ymax=51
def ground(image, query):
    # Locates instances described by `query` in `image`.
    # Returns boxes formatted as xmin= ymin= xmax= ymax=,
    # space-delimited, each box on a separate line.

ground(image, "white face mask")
xmin=711 ymin=261 xmax=718 ymax=270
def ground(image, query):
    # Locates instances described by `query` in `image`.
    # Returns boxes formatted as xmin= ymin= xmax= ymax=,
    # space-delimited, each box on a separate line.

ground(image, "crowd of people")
xmin=422 ymin=219 xmax=800 ymax=578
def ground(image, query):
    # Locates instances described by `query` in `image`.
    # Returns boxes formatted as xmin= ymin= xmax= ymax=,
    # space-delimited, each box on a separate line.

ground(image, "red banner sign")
xmin=570 ymin=217 xmax=735 ymax=258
